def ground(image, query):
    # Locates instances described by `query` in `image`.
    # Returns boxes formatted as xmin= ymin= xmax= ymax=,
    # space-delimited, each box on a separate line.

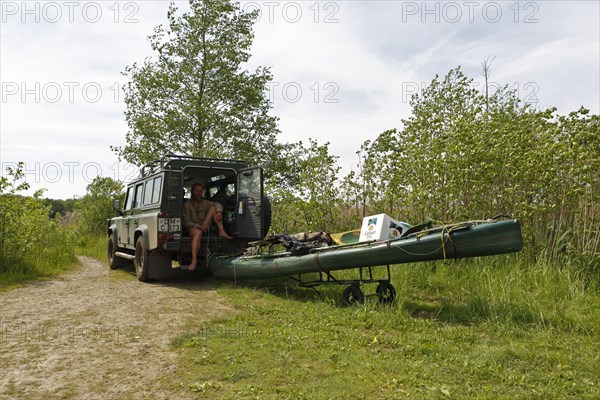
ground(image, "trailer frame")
xmin=285 ymin=264 xmax=396 ymax=305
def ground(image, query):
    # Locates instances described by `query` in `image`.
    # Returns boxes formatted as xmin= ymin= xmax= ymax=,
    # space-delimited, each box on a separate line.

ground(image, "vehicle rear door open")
xmin=164 ymin=169 xmax=183 ymax=215
xmin=233 ymin=166 xmax=264 ymax=240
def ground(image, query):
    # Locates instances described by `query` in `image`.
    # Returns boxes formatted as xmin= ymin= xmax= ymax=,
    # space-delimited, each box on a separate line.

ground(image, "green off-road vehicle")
xmin=108 ymin=154 xmax=271 ymax=281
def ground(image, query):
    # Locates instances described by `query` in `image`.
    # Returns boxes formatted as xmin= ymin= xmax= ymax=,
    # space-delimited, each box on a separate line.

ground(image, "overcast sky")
xmin=1 ymin=0 xmax=599 ymax=199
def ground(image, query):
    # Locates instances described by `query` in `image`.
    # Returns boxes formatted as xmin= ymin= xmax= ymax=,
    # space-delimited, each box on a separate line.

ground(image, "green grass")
xmin=3 ymin=232 xmax=597 ymax=397
xmin=0 ymin=234 xmax=109 ymax=290
xmin=74 ymin=234 xmax=108 ymax=263
xmin=171 ymin=256 xmax=600 ymax=399
xmin=0 ymin=229 xmax=78 ymax=290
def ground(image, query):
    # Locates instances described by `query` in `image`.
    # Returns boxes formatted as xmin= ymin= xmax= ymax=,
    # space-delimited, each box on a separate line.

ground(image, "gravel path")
xmin=0 ymin=256 xmax=233 ymax=399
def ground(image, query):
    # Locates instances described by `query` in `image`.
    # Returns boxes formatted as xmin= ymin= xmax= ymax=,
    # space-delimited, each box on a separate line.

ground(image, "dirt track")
xmin=0 ymin=256 xmax=233 ymax=399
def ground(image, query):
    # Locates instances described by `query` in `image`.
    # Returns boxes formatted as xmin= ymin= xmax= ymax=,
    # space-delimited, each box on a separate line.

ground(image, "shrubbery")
xmin=268 ymin=68 xmax=599 ymax=270
xmin=0 ymin=163 xmax=75 ymax=287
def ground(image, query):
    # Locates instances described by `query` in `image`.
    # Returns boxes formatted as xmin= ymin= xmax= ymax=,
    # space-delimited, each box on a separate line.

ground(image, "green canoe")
xmin=208 ymin=219 xmax=523 ymax=280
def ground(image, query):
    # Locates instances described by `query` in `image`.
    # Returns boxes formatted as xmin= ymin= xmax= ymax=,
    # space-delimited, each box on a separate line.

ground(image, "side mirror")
xmin=112 ymin=199 xmax=122 ymax=215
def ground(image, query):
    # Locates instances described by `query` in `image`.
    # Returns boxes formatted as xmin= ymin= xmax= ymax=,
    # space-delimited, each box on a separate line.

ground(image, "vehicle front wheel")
xmin=134 ymin=236 xmax=150 ymax=282
xmin=108 ymin=233 xmax=126 ymax=270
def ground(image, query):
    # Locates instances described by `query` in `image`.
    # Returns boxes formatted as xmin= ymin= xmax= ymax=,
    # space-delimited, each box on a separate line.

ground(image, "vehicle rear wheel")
xmin=108 ymin=232 xmax=126 ymax=270
xmin=134 ymin=236 xmax=150 ymax=282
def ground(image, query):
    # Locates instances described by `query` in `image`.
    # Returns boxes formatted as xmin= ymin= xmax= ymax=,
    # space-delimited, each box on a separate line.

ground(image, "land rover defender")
xmin=107 ymin=155 xmax=271 ymax=281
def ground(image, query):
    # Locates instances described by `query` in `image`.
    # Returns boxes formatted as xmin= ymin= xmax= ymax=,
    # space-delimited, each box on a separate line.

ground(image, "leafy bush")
xmin=75 ymin=177 xmax=124 ymax=237
xmin=0 ymin=163 xmax=76 ymax=287
xmin=270 ymin=67 xmax=599 ymax=270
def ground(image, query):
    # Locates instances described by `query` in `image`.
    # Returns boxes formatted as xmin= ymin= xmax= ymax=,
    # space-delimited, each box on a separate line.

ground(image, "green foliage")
xmin=1 ymin=163 xmax=51 ymax=262
xmin=264 ymin=67 xmax=598 ymax=270
xmin=114 ymin=0 xmax=281 ymax=174
xmin=344 ymin=67 xmax=599 ymax=267
xmin=0 ymin=163 xmax=76 ymax=287
xmin=42 ymin=197 xmax=78 ymax=218
xmin=269 ymin=140 xmax=350 ymax=233
xmin=75 ymin=177 xmax=124 ymax=237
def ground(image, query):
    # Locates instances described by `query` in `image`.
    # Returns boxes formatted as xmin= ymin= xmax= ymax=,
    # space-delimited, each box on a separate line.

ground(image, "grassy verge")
xmin=0 ymin=229 xmax=78 ymax=290
xmin=171 ymin=256 xmax=600 ymax=399
xmin=74 ymin=235 xmax=108 ymax=263
xmin=0 ymin=234 xmax=111 ymax=290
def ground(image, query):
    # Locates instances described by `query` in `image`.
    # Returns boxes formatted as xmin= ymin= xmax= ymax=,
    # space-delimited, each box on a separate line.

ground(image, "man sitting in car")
xmin=182 ymin=182 xmax=232 ymax=270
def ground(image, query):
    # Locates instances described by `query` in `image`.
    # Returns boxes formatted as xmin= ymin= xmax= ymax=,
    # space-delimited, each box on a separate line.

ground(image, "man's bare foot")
xmin=181 ymin=260 xmax=197 ymax=271
xmin=219 ymin=231 xmax=233 ymax=239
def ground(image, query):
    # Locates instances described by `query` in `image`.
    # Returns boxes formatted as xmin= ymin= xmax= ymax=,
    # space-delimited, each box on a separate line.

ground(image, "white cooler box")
xmin=358 ymin=213 xmax=412 ymax=242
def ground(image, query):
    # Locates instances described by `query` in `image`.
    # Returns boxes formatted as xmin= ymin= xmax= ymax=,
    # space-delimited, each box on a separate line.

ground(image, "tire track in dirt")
xmin=0 ymin=256 xmax=234 ymax=399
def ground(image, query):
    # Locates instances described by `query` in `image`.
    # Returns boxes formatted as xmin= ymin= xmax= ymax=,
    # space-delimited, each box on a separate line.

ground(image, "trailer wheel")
xmin=376 ymin=282 xmax=396 ymax=304
xmin=342 ymin=285 xmax=364 ymax=305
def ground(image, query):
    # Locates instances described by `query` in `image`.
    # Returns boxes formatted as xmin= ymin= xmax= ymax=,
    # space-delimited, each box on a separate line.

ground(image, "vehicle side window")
xmin=151 ymin=176 xmax=162 ymax=203
xmin=124 ymin=186 xmax=135 ymax=210
xmin=226 ymin=183 xmax=235 ymax=197
xmin=134 ymin=183 xmax=144 ymax=209
xmin=143 ymin=179 xmax=154 ymax=205
xmin=239 ymin=171 xmax=260 ymax=200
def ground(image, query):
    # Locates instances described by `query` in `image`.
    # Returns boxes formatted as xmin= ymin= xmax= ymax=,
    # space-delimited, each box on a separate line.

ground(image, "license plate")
xmin=159 ymin=218 xmax=180 ymax=232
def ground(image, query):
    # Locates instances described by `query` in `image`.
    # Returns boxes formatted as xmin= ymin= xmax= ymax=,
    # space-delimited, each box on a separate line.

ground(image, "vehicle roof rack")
xmin=137 ymin=154 xmax=250 ymax=178
xmin=139 ymin=159 xmax=161 ymax=178
xmin=159 ymin=154 xmax=249 ymax=169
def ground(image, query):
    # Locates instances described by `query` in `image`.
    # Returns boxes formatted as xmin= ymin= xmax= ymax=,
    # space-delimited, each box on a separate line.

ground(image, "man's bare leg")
xmin=200 ymin=206 xmax=233 ymax=239
xmin=185 ymin=227 xmax=203 ymax=271
xmin=214 ymin=210 xmax=233 ymax=239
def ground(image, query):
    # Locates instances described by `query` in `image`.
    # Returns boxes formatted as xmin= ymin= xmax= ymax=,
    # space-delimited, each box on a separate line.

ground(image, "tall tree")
xmin=113 ymin=0 xmax=280 ymax=168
